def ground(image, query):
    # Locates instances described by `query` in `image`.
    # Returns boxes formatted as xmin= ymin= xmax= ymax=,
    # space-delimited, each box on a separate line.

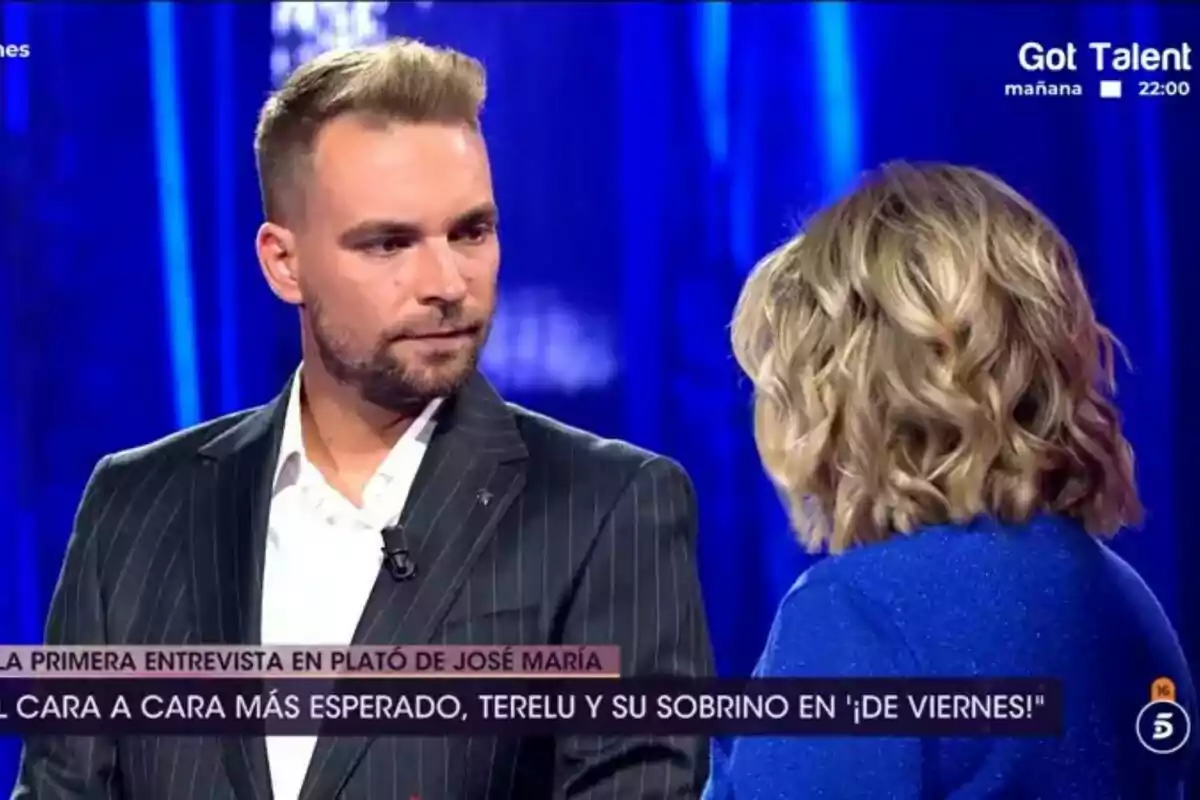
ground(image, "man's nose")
xmin=412 ymin=240 xmax=468 ymax=304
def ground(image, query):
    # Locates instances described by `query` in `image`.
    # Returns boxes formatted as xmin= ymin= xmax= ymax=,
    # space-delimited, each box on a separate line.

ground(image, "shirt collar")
xmin=272 ymin=367 xmax=444 ymax=493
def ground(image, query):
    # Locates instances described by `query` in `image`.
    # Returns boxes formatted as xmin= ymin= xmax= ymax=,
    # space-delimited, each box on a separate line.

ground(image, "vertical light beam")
xmin=618 ymin=4 xmax=669 ymax=452
xmin=2 ymin=0 xmax=39 ymax=644
xmin=694 ymin=2 xmax=730 ymax=170
xmin=693 ymin=2 xmax=751 ymax=269
xmin=810 ymin=1 xmax=862 ymax=196
xmin=213 ymin=2 xmax=239 ymax=412
xmin=3 ymin=2 xmax=28 ymax=133
xmin=1130 ymin=2 xmax=1176 ymax=619
xmin=147 ymin=1 xmax=201 ymax=427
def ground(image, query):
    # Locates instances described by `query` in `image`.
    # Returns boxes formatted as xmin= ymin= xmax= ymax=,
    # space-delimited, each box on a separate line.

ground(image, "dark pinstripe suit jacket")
xmin=13 ymin=372 xmax=714 ymax=800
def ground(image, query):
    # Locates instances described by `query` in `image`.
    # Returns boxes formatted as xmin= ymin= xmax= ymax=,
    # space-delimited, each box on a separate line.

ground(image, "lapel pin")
xmin=477 ymin=489 xmax=493 ymax=507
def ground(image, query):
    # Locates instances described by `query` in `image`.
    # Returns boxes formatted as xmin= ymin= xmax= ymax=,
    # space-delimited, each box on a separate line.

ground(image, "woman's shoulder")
xmin=800 ymin=515 xmax=1149 ymax=626
xmin=805 ymin=513 xmax=1103 ymax=592
xmin=770 ymin=514 xmax=1182 ymax=679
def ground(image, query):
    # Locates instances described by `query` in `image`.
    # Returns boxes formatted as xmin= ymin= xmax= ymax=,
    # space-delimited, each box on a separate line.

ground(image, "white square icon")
xmin=1099 ymin=80 xmax=1123 ymax=99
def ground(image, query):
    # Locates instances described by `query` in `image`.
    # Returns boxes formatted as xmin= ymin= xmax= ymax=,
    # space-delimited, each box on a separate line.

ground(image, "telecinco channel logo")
xmin=1136 ymin=677 xmax=1191 ymax=755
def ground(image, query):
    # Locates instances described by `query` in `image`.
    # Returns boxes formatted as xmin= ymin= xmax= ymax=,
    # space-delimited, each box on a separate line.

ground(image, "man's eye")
xmin=454 ymin=222 xmax=495 ymax=244
xmin=363 ymin=236 xmax=413 ymax=254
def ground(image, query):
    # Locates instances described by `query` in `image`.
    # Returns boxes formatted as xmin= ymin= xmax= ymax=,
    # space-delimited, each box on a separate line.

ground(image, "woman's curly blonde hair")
xmin=732 ymin=162 xmax=1142 ymax=554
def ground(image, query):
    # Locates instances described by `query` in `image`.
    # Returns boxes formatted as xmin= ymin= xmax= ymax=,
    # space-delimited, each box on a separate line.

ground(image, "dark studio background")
xmin=1 ymin=1 xmax=1198 ymax=791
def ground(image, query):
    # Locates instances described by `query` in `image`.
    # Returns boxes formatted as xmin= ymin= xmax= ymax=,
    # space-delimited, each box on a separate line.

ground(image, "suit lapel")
xmin=191 ymin=384 xmax=290 ymax=800
xmin=299 ymin=372 xmax=528 ymax=800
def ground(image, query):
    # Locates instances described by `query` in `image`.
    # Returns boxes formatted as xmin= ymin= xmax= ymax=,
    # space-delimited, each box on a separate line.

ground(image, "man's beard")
xmin=308 ymin=300 xmax=487 ymax=414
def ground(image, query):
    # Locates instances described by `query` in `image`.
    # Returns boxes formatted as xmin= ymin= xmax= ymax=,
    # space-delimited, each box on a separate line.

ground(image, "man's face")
xmin=287 ymin=116 xmax=499 ymax=412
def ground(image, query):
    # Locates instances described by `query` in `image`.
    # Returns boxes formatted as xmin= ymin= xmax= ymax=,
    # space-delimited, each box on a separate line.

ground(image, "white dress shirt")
xmin=260 ymin=371 xmax=441 ymax=800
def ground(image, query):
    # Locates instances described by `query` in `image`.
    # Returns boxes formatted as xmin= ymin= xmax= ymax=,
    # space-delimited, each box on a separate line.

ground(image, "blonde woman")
xmin=704 ymin=163 xmax=1194 ymax=798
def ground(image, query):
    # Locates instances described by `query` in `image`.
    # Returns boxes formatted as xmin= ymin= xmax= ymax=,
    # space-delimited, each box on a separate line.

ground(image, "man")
xmin=14 ymin=38 xmax=713 ymax=800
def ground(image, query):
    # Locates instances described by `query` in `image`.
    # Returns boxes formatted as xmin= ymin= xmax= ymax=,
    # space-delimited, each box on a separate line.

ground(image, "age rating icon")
xmin=1136 ymin=677 xmax=1191 ymax=755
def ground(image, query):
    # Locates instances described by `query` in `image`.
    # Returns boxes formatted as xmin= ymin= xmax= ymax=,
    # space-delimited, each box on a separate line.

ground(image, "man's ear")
xmin=256 ymin=222 xmax=302 ymax=305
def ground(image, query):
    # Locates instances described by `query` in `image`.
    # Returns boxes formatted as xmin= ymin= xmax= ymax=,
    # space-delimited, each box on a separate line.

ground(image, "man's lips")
xmin=397 ymin=326 xmax=479 ymax=341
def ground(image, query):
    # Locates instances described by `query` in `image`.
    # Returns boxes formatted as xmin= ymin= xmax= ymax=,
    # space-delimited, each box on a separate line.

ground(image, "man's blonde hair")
xmin=255 ymin=38 xmax=486 ymax=222
xmin=732 ymin=162 xmax=1142 ymax=553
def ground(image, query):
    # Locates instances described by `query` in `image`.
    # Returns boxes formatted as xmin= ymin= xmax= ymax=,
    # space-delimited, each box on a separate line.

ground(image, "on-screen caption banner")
xmin=0 ymin=678 xmax=1061 ymax=737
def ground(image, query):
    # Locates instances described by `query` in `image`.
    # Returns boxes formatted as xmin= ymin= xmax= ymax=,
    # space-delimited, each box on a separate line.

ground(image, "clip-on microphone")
xmin=380 ymin=523 xmax=417 ymax=582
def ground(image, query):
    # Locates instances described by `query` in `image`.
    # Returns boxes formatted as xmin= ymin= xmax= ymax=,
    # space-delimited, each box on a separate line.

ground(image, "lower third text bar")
xmin=0 ymin=678 xmax=1060 ymax=737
